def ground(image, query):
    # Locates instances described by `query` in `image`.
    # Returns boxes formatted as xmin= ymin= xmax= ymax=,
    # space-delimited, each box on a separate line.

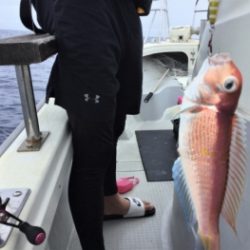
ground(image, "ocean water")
xmin=0 ymin=30 xmax=54 ymax=145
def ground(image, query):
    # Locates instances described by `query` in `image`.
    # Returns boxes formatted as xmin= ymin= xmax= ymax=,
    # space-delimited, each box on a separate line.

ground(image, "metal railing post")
xmin=15 ymin=65 xmax=49 ymax=151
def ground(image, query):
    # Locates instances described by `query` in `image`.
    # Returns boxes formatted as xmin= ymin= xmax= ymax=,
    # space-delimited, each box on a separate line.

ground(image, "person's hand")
xmin=136 ymin=7 xmax=145 ymax=15
xmin=134 ymin=0 xmax=153 ymax=16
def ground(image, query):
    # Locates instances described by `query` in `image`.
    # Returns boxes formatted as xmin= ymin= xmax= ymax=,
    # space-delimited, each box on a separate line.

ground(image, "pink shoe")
xmin=177 ymin=96 xmax=183 ymax=104
xmin=116 ymin=176 xmax=140 ymax=194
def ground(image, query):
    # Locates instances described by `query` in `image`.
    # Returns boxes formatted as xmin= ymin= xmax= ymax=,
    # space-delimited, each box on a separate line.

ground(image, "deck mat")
xmin=135 ymin=130 xmax=178 ymax=181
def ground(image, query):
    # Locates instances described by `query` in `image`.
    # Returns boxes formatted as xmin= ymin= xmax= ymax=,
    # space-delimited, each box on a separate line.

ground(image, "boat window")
xmin=150 ymin=52 xmax=188 ymax=76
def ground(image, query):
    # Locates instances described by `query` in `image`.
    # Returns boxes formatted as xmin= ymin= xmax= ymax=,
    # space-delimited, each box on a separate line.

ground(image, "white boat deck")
xmin=0 ymin=37 xmax=194 ymax=250
xmin=67 ymin=116 xmax=175 ymax=250
xmin=103 ymin=52 xmax=183 ymax=250
xmin=104 ymin=118 xmax=174 ymax=250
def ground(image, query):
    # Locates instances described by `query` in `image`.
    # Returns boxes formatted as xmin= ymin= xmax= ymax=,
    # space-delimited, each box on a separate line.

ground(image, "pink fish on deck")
xmin=172 ymin=53 xmax=248 ymax=250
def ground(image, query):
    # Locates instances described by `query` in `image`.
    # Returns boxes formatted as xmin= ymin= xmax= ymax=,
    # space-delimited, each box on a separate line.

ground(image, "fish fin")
xmin=172 ymin=158 xmax=196 ymax=226
xmin=193 ymin=228 xmax=206 ymax=250
xmin=236 ymin=106 xmax=250 ymax=121
xmin=163 ymin=100 xmax=200 ymax=120
xmin=222 ymin=114 xmax=248 ymax=233
xmin=198 ymin=232 xmax=220 ymax=250
xmin=163 ymin=105 xmax=181 ymax=120
xmin=180 ymin=98 xmax=201 ymax=114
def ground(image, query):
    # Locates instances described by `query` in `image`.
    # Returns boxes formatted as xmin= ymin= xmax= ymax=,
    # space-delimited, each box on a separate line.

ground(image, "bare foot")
xmin=104 ymin=193 xmax=155 ymax=216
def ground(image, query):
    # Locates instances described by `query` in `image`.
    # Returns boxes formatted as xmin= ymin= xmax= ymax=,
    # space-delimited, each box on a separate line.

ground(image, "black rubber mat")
xmin=135 ymin=130 xmax=178 ymax=182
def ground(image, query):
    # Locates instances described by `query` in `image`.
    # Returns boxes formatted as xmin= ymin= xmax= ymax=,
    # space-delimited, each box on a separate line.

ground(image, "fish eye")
xmin=222 ymin=76 xmax=238 ymax=92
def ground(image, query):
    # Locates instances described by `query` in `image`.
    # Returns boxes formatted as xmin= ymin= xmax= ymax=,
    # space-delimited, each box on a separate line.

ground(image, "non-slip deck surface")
xmin=69 ymin=117 xmax=176 ymax=250
xmin=103 ymin=171 xmax=173 ymax=250
xmin=135 ymin=130 xmax=178 ymax=181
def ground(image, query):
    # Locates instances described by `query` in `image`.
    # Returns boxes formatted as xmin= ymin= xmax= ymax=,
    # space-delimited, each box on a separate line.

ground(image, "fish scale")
xmin=179 ymin=109 xmax=231 ymax=237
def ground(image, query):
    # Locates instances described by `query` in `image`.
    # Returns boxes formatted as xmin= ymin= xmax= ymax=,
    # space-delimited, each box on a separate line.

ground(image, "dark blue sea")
xmin=0 ymin=30 xmax=54 ymax=145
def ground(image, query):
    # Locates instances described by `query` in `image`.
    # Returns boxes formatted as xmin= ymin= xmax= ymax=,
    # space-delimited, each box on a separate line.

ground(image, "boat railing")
xmin=0 ymin=33 xmax=57 ymax=152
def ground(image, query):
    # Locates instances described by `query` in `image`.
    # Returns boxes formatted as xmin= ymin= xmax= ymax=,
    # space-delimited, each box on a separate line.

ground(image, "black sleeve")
xmin=31 ymin=0 xmax=55 ymax=34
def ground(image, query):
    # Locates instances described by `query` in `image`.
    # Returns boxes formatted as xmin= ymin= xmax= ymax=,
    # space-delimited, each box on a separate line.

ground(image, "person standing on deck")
xmin=30 ymin=0 xmax=155 ymax=249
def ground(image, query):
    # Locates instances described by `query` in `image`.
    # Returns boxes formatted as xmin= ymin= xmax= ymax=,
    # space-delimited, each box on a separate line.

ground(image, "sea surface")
xmin=0 ymin=30 xmax=54 ymax=145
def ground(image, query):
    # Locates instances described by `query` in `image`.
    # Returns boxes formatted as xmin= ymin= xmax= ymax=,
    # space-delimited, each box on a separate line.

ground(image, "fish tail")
xmin=198 ymin=231 xmax=220 ymax=250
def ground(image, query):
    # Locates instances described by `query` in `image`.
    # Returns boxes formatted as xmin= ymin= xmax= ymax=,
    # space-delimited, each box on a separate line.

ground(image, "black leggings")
xmin=67 ymin=108 xmax=126 ymax=250
xmin=32 ymin=1 xmax=142 ymax=249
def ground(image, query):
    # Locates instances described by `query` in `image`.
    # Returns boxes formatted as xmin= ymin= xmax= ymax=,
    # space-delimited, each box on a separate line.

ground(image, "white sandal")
xmin=104 ymin=197 xmax=155 ymax=220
